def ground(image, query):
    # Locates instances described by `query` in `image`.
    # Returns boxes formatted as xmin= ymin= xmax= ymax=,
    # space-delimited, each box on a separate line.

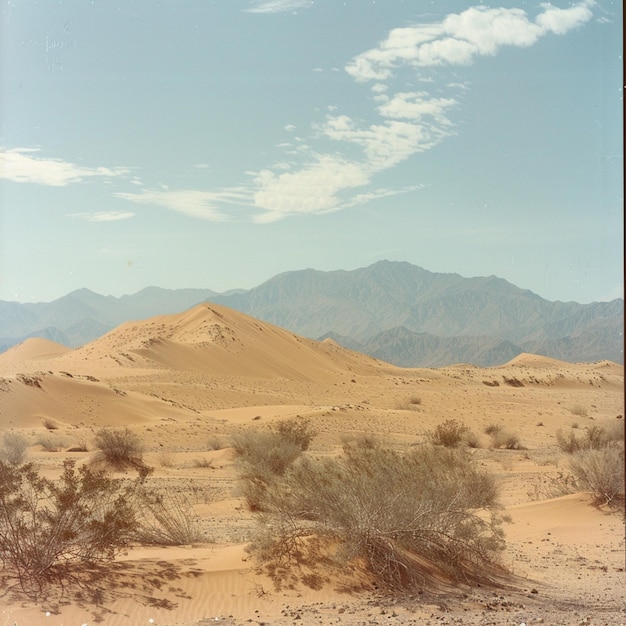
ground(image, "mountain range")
xmin=1 ymin=261 xmax=622 ymax=366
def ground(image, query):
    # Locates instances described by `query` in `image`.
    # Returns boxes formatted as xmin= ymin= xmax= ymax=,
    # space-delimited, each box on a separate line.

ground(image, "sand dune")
xmin=0 ymin=336 xmax=71 ymax=364
xmin=0 ymin=303 xmax=623 ymax=625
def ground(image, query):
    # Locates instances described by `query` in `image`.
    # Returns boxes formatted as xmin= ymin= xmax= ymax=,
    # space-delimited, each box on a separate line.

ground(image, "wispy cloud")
xmin=69 ymin=211 xmax=135 ymax=222
xmin=245 ymin=0 xmax=312 ymax=14
xmin=0 ymin=147 xmax=130 ymax=186
xmin=346 ymin=2 xmax=594 ymax=81
xmin=115 ymin=188 xmax=251 ymax=222
xmin=115 ymin=2 xmax=595 ymax=224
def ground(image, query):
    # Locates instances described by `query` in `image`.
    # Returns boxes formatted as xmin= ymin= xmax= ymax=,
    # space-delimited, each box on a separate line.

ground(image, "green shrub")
xmin=0 ymin=460 xmax=138 ymax=594
xmin=247 ymin=442 xmax=507 ymax=591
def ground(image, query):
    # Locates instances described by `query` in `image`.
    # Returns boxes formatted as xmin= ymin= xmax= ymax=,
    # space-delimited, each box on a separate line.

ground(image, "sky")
xmin=0 ymin=0 xmax=622 ymax=305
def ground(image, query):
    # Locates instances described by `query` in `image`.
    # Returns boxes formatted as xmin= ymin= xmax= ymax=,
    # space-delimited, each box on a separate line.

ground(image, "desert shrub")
xmin=341 ymin=432 xmax=380 ymax=451
xmin=0 ymin=459 xmax=139 ymax=594
xmin=247 ymin=443 xmax=506 ymax=592
xmin=42 ymin=418 xmax=59 ymax=430
xmin=484 ymin=423 xmax=503 ymax=436
xmin=567 ymin=448 xmax=625 ymax=505
xmin=35 ymin=434 xmax=67 ymax=452
xmin=556 ymin=422 xmax=624 ymax=454
xmin=569 ymin=404 xmax=588 ymax=418
xmin=0 ymin=432 xmax=29 ymax=465
xmin=133 ymin=486 xmax=212 ymax=545
xmin=273 ymin=418 xmax=316 ymax=452
xmin=489 ymin=429 xmax=523 ymax=450
xmin=93 ymin=427 xmax=144 ymax=470
xmin=428 ymin=419 xmax=476 ymax=448
xmin=233 ymin=423 xmax=310 ymax=511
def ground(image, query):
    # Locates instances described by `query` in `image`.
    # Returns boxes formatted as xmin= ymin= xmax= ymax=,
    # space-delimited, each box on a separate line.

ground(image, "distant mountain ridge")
xmin=1 ymin=261 xmax=622 ymax=366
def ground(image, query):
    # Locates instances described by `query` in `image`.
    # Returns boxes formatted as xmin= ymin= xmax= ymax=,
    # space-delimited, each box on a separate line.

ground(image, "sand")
xmin=0 ymin=303 xmax=623 ymax=625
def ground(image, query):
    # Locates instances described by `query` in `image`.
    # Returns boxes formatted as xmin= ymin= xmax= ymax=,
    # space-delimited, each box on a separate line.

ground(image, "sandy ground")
xmin=0 ymin=304 xmax=624 ymax=625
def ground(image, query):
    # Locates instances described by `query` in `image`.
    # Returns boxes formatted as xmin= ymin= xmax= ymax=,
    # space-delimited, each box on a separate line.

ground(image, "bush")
xmin=489 ymin=429 xmax=523 ymax=450
xmin=247 ymin=442 xmax=507 ymax=591
xmin=569 ymin=404 xmax=588 ymax=418
xmin=273 ymin=418 xmax=316 ymax=452
xmin=93 ymin=427 xmax=144 ymax=470
xmin=428 ymin=419 xmax=475 ymax=448
xmin=568 ymin=448 xmax=625 ymax=505
xmin=233 ymin=428 xmax=303 ymax=511
xmin=0 ymin=432 xmax=28 ymax=465
xmin=0 ymin=460 xmax=139 ymax=594
xmin=556 ymin=422 xmax=623 ymax=454
xmin=133 ymin=486 xmax=212 ymax=545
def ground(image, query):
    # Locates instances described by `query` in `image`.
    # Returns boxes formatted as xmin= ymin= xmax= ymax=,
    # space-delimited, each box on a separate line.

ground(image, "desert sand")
xmin=0 ymin=303 xmax=624 ymax=625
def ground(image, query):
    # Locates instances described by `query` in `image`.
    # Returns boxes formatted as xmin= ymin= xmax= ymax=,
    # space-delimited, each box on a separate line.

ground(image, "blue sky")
xmin=0 ymin=0 xmax=622 ymax=304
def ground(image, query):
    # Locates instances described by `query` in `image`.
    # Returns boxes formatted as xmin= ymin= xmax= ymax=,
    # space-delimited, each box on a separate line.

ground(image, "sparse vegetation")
xmin=556 ymin=422 xmax=623 ymax=454
xmin=42 ymin=418 xmax=59 ymax=430
xmin=133 ymin=486 xmax=212 ymax=546
xmin=428 ymin=419 xmax=477 ymax=448
xmin=233 ymin=418 xmax=316 ymax=511
xmin=0 ymin=432 xmax=29 ymax=465
xmin=93 ymin=427 xmax=145 ymax=470
xmin=489 ymin=429 xmax=523 ymax=450
xmin=569 ymin=404 xmax=588 ymax=418
xmin=246 ymin=440 xmax=507 ymax=591
xmin=0 ymin=459 xmax=139 ymax=594
xmin=502 ymin=376 xmax=524 ymax=387
xmin=567 ymin=448 xmax=624 ymax=505
xmin=396 ymin=395 xmax=422 ymax=411
xmin=556 ymin=421 xmax=624 ymax=505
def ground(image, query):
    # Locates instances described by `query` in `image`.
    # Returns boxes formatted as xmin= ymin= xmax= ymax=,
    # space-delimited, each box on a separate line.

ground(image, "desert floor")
xmin=0 ymin=304 xmax=624 ymax=625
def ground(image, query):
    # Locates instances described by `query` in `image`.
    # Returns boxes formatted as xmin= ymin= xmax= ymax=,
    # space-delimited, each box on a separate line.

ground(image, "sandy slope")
xmin=0 ymin=304 xmax=623 ymax=625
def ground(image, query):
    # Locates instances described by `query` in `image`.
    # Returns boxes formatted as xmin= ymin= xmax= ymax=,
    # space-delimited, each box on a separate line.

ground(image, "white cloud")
xmin=376 ymin=91 xmax=456 ymax=123
xmin=245 ymin=0 xmax=312 ymax=14
xmin=346 ymin=2 xmax=594 ymax=80
xmin=0 ymin=147 xmax=130 ymax=186
xmin=322 ymin=113 xmax=455 ymax=171
xmin=115 ymin=189 xmax=248 ymax=221
xmin=252 ymin=155 xmax=369 ymax=222
xmin=283 ymin=124 xmax=297 ymax=131
xmin=69 ymin=211 xmax=135 ymax=222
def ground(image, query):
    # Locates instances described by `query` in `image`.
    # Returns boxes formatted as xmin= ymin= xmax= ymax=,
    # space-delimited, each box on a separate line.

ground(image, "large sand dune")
xmin=0 ymin=304 xmax=623 ymax=625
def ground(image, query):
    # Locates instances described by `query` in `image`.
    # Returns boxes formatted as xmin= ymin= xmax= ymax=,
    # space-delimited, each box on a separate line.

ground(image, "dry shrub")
xmin=42 ymin=418 xmax=59 ymax=430
xmin=502 ymin=376 xmax=524 ymax=388
xmin=0 ymin=432 xmax=29 ymax=465
xmin=247 ymin=442 xmax=507 ymax=592
xmin=133 ymin=486 xmax=212 ymax=545
xmin=568 ymin=448 xmax=625 ymax=505
xmin=569 ymin=404 xmax=588 ymax=418
xmin=396 ymin=396 xmax=422 ymax=411
xmin=489 ymin=429 xmax=523 ymax=450
xmin=556 ymin=421 xmax=624 ymax=506
xmin=428 ymin=419 xmax=477 ymax=448
xmin=556 ymin=422 xmax=623 ymax=454
xmin=93 ymin=427 xmax=145 ymax=470
xmin=0 ymin=459 xmax=138 ymax=595
xmin=35 ymin=434 xmax=67 ymax=452
xmin=233 ymin=418 xmax=315 ymax=511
